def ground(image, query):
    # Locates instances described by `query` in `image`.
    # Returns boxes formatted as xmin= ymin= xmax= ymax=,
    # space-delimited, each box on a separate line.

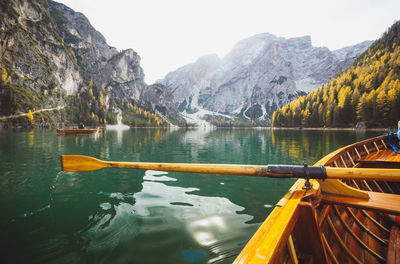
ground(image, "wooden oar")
xmin=61 ymin=155 xmax=400 ymax=182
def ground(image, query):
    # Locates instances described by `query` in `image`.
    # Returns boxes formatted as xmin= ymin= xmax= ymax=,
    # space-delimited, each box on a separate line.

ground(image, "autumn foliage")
xmin=272 ymin=21 xmax=400 ymax=128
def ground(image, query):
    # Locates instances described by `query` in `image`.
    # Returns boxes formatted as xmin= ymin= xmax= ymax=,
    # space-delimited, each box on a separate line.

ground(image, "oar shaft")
xmin=61 ymin=155 xmax=400 ymax=182
xmin=61 ymin=155 xmax=324 ymax=178
xmin=326 ymin=167 xmax=400 ymax=182
xmin=106 ymin=161 xmax=270 ymax=176
xmin=107 ymin=163 xmax=400 ymax=181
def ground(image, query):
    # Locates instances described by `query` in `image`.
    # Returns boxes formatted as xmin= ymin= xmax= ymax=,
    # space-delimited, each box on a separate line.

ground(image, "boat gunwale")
xmin=234 ymin=132 xmax=399 ymax=264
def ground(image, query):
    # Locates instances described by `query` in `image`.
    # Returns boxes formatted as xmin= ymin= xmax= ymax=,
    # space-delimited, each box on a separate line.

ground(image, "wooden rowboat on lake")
xmin=60 ymin=131 xmax=400 ymax=263
xmin=56 ymin=128 xmax=100 ymax=135
xmin=235 ymin=132 xmax=400 ymax=264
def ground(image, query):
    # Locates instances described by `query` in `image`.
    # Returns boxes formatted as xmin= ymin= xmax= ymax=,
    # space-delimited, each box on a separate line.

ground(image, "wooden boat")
xmin=56 ymin=128 xmax=100 ymax=135
xmin=60 ymin=131 xmax=400 ymax=264
xmin=234 ymin=133 xmax=400 ymax=264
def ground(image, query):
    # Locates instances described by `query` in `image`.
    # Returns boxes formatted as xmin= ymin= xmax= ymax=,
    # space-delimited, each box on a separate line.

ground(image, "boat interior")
xmin=234 ymin=134 xmax=400 ymax=264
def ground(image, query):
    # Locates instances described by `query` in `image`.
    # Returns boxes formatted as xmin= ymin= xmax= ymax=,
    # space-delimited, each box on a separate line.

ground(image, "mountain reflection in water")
xmin=0 ymin=128 xmax=382 ymax=263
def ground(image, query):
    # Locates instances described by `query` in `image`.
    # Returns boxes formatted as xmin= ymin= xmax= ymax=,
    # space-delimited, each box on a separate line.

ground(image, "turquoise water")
xmin=0 ymin=128 xmax=383 ymax=263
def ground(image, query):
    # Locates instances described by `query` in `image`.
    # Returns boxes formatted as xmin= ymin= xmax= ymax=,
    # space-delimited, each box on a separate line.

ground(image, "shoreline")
xmin=0 ymin=125 xmax=392 ymax=132
xmin=266 ymin=127 xmax=390 ymax=131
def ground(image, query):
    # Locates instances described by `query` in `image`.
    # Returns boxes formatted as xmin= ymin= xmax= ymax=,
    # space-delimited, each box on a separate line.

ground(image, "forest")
xmin=66 ymin=80 xmax=166 ymax=127
xmin=271 ymin=21 xmax=400 ymax=128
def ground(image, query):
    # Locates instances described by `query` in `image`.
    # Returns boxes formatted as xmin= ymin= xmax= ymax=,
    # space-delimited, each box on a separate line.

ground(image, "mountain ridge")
xmin=0 ymin=0 xmax=181 ymax=127
xmin=271 ymin=20 xmax=400 ymax=128
xmin=159 ymin=33 xmax=372 ymax=123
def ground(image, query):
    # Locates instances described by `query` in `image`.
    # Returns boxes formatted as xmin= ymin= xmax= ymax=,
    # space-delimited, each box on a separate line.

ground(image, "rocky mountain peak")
xmin=287 ymin=35 xmax=312 ymax=50
xmin=160 ymin=33 xmax=372 ymax=122
xmin=0 ymin=0 xmax=160 ymax=122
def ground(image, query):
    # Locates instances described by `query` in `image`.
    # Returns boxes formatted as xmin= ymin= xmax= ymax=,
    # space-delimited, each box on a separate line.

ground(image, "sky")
xmin=56 ymin=0 xmax=400 ymax=84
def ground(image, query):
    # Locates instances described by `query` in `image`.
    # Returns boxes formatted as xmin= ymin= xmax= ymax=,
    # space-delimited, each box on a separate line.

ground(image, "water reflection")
xmin=28 ymin=130 xmax=34 ymax=148
xmin=188 ymin=216 xmax=227 ymax=246
xmin=73 ymin=169 xmax=253 ymax=263
xmin=269 ymin=129 xmax=383 ymax=165
xmin=0 ymin=128 xmax=385 ymax=264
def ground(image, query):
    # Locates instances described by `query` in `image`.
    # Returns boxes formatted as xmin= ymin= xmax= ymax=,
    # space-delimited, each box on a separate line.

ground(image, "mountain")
xmin=271 ymin=20 xmax=400 ymax=128
xmin=0 ymin=0 xmax=180 ymax=127
xmin=159 ymin=33 xmax=372 ymax=121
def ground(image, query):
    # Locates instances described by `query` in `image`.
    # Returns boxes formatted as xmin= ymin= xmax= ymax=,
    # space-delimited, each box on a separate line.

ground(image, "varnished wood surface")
xmin=322 ymin=191 xmax=400 ymax=215
xmin=61 ymin=155 xmax=275 ymax=175
xmin=233 ymin=181 xmax=320 ymax=264
xmin=387 ymin=225 xmax=400 ymax=264
xmin=234 ymin=133 xmax=399 ymax=263
xmin=358 ymin=149 xmax=400 ymax=163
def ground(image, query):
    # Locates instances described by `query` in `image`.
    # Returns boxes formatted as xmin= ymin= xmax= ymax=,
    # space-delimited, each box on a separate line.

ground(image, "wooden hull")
xmin=56 ymin=128 xmax=99 ymax=135
xmin=235 ymin=133 xmax=400 ymax=264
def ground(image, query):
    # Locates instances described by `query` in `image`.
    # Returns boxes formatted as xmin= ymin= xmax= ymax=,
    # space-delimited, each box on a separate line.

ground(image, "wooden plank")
xmin=381 ymin=139 xmax=387 ymax=149
xmin=362 ymin=180 xmax=373 ymax=191
xmin=314 ymin=134 xmax=388 ymax=166
xmin=233 ymin=188 xmax=304 ymax=264
xmin=322 ymin=191 xmax=400 ymax=215
xmin=358 ymin=149 xmax=397 ymax=162
xmin=373 ymin=141 xmax=380 ymax=151
xmin=333 ymin=160 xmax=339 ymax=167
xmin=322 ymin=233 xmax=339 ymax=264
xmin=292 ymin=202 xmax=329 ymax=264
xmin=356 ymin=160 xmax=400 ymax=169
xmin=347 ymin=152 xmax=356 ymax=167
xmin=340 ymin=156 xmax=348 ymax=168
xmin=387 ymin=225 xmax=400 ymax=264
xmin=320 ymin=179 xmax=369 ymax=199
xmin=396 ymin=226 xmax=400 ymax=264
xmin=383 ymin=180 xmax=395 ymax=194
xmin=344 ymin=207 xmax=388 ymax=246
xmin=362 ymin=210 xmax=383 ymax=263
xmin=355 ymin=147 xmax=362 ymax=159
xmin=287 ymin=235 xmax=299 ymax=264
xmin=363 ymin=145 xmax=370 ymax=155
xmin=326 ymin=216 xmax=363 ymax=264
xmin=372 ymin=180 xmax=384 ymax=193
xmin=333 ymin=205 xmax=386 ymax=262
xmin=352 ymin=179 xmax=361 ymax=189
xmin=318 ymin=204 xmax=331 ymax=227
xmin=361 ymin=209 xmax=390 ymax=234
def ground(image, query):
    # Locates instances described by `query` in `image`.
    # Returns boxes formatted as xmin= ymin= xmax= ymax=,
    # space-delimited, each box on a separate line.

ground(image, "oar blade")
xmin=61 ymin=155 xmax=106 ymax=172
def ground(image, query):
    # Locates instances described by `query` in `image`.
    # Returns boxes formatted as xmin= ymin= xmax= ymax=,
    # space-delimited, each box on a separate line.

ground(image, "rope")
xmin=386 ymin=131 xmax=400 ymax=154
xmin=398 ymin=125 xmax=400 ymax=140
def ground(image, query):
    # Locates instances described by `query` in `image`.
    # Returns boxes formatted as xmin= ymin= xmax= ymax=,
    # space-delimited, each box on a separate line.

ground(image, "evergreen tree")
xmin=271 ymin=20 xmax=400 ymax=128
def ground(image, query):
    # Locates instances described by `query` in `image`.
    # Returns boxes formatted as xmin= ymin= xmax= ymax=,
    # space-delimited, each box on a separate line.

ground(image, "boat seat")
xmin=356 ymin=160 xmax=400 ymax=168
xmin=357 ymin=149 xmax=400 ymax=162
xmin=387 ymin=225 xmax=400 ymax=264
xmin=356 ymin=149 xmax=400 ymax=168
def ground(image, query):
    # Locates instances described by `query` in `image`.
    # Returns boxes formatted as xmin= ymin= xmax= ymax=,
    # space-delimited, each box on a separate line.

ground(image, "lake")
xmin=0 ymin=128 xmax=384 ymax=263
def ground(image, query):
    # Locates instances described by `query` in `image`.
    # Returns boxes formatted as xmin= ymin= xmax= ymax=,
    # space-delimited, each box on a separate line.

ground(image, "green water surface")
xmin=0 ymin=128 xmax=384 ymax=263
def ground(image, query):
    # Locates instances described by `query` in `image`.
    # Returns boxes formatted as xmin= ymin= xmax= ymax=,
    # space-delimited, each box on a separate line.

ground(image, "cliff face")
xmin=159 ymin=33 xmax=372 ymax=120
xmin=271 ymin=20 xmax=400 ymax=128
xmin=0 ymin=0 xmax=183 ymax=125
xmin=0 ymin=0 xmax=149 ymax=117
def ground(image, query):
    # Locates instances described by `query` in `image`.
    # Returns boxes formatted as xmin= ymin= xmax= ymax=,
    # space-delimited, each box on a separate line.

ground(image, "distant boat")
xmin=56 ymin=128 xmax=100 ymax=135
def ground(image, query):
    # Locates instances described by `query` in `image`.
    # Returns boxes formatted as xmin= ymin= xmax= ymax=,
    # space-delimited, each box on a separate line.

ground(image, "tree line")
xmin=272 ymin=21 xmax=400 ymax=128
xmin=66 ymin=81 xmax=166 ymax=127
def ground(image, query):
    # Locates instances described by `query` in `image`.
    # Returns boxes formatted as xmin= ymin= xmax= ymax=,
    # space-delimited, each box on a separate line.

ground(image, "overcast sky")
xmin=56 ymin=0 xmax=400 ymax=84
